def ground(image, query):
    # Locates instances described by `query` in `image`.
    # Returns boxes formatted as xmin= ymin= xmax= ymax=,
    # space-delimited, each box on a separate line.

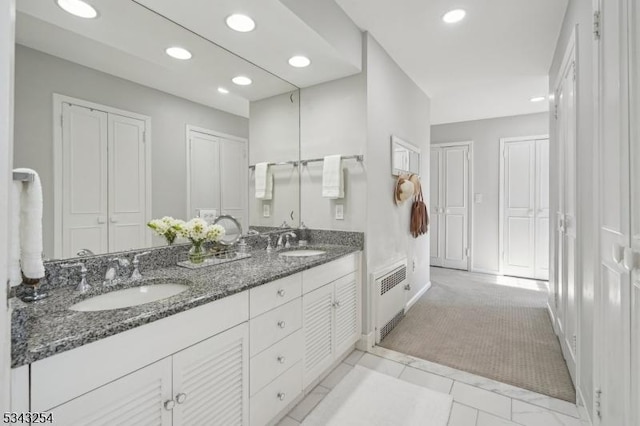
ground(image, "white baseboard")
xmin=546 ymin=302 xmax=558 ymax=335
xmin=470 ymin=267 xmax=501 ymax=276
xmin=405 ymin=281 xmax=431 ymax=311
xmin=577 ymin=387 xmax=593 ymax=425
xmin=357 ymin=332 xmax=375 ymax=351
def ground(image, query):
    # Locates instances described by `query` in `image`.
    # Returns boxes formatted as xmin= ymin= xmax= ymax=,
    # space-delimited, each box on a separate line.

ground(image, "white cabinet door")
xmin=430 ymin=147 xmax=443 ymax=267
xmin=334 ymin=273 xmax=360 ymax=356
xmin=302 ymin=284 xmax=334 ymax=388
xmin=172 ymin=323 xmax=249 ymax=426
xmin=61 ymin=103 xmax=109 ymax=258
xmin=49 ymin=358 xmax=172 ymax=426
xmin=442 ymin=146 xmax=469 ymax=270
xmin=108 ymin=113 xmax=147 ymax=252
xmin=188 ymin=131 xmax=221 ymax=219
xmin=220 ymin=139 xmax=248 ymax=229
xmin=535 ymin=139 xmax=550 ymax=280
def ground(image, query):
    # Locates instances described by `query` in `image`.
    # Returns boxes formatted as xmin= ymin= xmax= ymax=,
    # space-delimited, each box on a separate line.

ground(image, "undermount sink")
xmin=69 ymin=279 xmax=190 ymax=312
xmin=279 ymin=249 xmax=327 ymax=258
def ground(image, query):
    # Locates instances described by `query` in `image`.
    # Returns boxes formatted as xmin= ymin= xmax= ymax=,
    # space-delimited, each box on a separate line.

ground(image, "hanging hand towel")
xmin=255 ymin=162 xmax=273 ymax=200
xmin=10 ymin=168 xmax=45 ymax=285
xmin=322 ymin=155 xmax=344 ymax=199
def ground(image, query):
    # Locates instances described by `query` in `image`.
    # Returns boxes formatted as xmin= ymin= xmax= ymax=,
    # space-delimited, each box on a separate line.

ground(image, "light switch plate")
xmin=335 ymin=204 xmax=344 ymax=220
xmin=263 ymin=203 xmax=271 ymax=218
xmin=198 ymin=209 xmax=217 ymax=223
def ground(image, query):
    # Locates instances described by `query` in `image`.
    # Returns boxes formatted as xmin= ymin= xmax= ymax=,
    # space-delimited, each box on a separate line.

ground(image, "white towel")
xmin=254 ymin=162 xmax=273 ymax=200
xmin=322 ymin=155 xmax=344 ymax=199
xmin=10 ymin=168 xmax=45 ymax=286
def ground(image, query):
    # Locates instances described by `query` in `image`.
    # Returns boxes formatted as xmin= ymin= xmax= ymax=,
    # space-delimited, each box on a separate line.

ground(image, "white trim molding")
xmin=405 ymin=281 xmax=431 ymax=311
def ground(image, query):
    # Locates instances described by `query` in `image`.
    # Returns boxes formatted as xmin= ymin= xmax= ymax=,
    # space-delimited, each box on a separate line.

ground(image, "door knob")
xmin=612 ymin=244 xmax=624 ymax=265
xmin=97 ymin=216 xmax=106 ymax=224
xmin=622 ymin=247 xmax=636 ymax=272
xmin=110 ymin=217 xmax=118 ymax=223
xmin=277 ymin=320 xmax=286 ymax=329
xmin=277 ymin=355 xmax=286 ymax=364
xmin=277 ymin=392 xmax=286 ymax=401
xmin=164 ymin=400 xmax=175 ymax=410
xmin=277 ymin=289 xmax=286 ymax=297
xmin=175 ymin=393 xmax=187 ymax=404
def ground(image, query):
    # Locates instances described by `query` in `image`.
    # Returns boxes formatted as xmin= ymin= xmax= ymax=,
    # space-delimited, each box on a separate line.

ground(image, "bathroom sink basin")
xmin=69 ymin=280 xmax=189 ymax=312
xmin=279 ymin=249 xmax=326 ymax=258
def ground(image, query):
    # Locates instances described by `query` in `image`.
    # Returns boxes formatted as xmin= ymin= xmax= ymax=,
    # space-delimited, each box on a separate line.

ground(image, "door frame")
xmin=52 ymin=94 xmax=152 ymax=258
xmin=431 ymin=140 xmax=474 ymax=271
xmin=498 ymin=134 xmax=550 ymax=278
xmin=184 ymin=124 xmax=248 ymax=221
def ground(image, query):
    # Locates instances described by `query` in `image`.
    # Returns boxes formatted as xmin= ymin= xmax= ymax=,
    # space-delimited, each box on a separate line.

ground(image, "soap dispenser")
xmin=298 ymin=222 xmax=309 ymax=246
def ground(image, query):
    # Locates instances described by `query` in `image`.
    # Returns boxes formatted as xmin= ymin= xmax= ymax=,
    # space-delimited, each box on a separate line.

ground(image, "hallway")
xmin=380 ymin=267 xmax=574 ymax=402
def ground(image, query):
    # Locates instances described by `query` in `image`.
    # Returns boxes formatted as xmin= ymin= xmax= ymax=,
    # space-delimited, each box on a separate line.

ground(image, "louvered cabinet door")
xmin=49 ymin=358 xmax=172 ymax=426
xmin=334 ymin=273 xmax=360 ymax=356
xmin=302 ymin=284 xmax=334 ymax=388
xmin=172 ymin=323 xmax=249 ymax=426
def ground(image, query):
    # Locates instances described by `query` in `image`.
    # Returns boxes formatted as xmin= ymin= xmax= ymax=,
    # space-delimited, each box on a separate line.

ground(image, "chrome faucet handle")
xmin=280 ymin=221 xmax=289 ymax=228
xmin=131 ymin=251 xmax=151 ymax=280
xmin=261 ymin=235 xmax=273 ymax=252
xmin=104 ymin=257 xmax=130 ymax=286
xmin=61 ymin=262 xmax=91 ymax=293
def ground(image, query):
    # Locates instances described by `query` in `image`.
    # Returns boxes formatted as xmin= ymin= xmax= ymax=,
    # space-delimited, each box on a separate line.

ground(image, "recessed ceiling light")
xmin=232 ymin=76 xmax=252 ymax=86
xmin=288 ymin=56 xmax=311 ymax=68
xmin=530 ymin=96 xmax=546 ymax=102
xmin=218 ymin=87 xmax=229 ymax=94
xmin=442 ymin=9 xmax=466 ymax=24
xmin=226 ymin=14 xmax=256 ymax=32
xmin=56 ymin=0 xmax=98 ymax=19
xmin=165 ymin=47 xmax=192 ymax=60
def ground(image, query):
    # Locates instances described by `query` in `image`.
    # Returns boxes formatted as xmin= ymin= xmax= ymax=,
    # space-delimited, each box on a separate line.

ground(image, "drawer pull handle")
xmin=277 ymin=289 xmax=286 ymax=297
xmin=176 ymin=393 xmax=187 ymax=404
xmin=277 ymin=355 xmax=286 ymax=364
xmin=277 ymin=392 xmax=286 ymax=401
xmin=332 ymin=301 xmax=341 ymax=308
xmin=277 ymin=320 xmax=286 ymax=329
xmin=164 ymin=400 xmax=175 ymax=410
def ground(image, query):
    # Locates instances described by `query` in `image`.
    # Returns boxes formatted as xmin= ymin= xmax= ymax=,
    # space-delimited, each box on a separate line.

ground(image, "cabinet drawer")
xmin=250 ymin=298 xmax=302 ymax=357
xmin=250 ymin=362 xmax=302 ymax=426
xmin=250 ymin=273 xmax=302 ymax=318
xmin=250 ymin=330 xmax=303 ymax=396
xmin=302 ymin=253 xmax=357 ymax=294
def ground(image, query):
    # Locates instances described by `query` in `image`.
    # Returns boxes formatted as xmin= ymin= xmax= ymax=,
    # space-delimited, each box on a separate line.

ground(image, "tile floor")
xmin=278 ymin=347 xmax=591 ymax=426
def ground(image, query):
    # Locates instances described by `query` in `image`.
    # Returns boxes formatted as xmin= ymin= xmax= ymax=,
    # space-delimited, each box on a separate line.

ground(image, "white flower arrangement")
xmin=180 ymin=218 xmax=226 ymax=245
xmin=147 ymin=216 xmax=185 ymax=245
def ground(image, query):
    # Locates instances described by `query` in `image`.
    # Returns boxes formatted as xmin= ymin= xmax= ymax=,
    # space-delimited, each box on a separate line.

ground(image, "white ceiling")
xmin=335 ymin=0 xmax=568 ymax=124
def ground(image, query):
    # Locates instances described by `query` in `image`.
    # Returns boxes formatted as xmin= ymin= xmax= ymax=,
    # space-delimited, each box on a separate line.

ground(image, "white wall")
xmin=13 ymin=46 xmax=249 ymax=257
xmin=249 ymin=91 xmax=300 ymax=227
xmin=548 ymin=0 xmax=596 ymax=414
xmin=431 ymin=112 xmax=549 ymax=273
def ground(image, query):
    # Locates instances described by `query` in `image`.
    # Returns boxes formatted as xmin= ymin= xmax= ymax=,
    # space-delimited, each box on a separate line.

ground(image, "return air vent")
xmin=380 ymin=266 xmax=406 ymax=296
xmin=373 ymin=260 xmax=408 ymax=344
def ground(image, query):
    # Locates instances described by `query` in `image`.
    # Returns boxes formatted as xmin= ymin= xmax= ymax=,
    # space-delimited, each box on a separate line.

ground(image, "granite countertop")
xmin=11 ymin=244 xmax=360 ymax=368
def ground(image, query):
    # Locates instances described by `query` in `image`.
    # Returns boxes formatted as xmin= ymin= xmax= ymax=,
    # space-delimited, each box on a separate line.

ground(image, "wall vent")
xmin=380 ymin=309 xmax=405 ymax=341
xmin=373 ymin=260 xmax=408 ymax=344
xmin=380 ymin=267 xmax=406 ymax=296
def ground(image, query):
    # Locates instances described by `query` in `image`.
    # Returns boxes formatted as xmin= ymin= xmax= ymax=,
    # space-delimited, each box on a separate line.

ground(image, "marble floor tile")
xmin=276 ymin=416 xmax=301 ymax=426
xmin=287 ymin=385 xmax=330 ymax=422
xmin=356 ymin=353 xmax=405 ymax=378
xmin=476 ymin=411 xmax=520 ymax=426
xmin=451 ymin=382 xmax=512 ymax=420
xmin=512 ymin=400 xmax=582 ymax=426
xmin=447 ymin=402 xmax=478 ymax=426
xmin=320 ymin=363 xmax=353 ymax=389
xmin=399 ymin=366 xmax=454 ymax=394
xmin=342 ymin=349 xmax=365 ymax=366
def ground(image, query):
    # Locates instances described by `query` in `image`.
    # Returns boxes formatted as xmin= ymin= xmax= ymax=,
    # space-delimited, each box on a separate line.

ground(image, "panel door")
xmin=49 ymin=358 xmax=172 ymax=426
xmin=442 ymin=146 xmax=469 ymax=270
xmin=502 ymin=140 xmax=536 ymax=278
xmin=220 ymin=138 xmax=248 ymax=231
xmin=172 ymin=323 xmax=249 ymax=426
xmin=61 ymin=103 xmax=108 ymax=258
xmin=535 ymin=139 xmax=550 ymax=280
xmin=302 ymin=284 xmax=334 ymax=388
xmin=188 ymin=131 xmax=221 ymax=219
xmin=430 ymin=147 xmax=443 ymax=266
xmin=108 ymin=113 xmax=147 ymax=252
xmin=334 ymin=273 xmax=360 ymax=356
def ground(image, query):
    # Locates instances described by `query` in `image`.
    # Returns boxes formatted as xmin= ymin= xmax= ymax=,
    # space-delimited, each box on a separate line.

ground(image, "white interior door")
xmin=108 ymin=113 xmax=147 ymax=252
xmin=535 ymin=139 xmax=550 ymax=280
xmin=61 ymin=103 xmax=109 ymax=258
xmin=430 ymin=147 xmax=443 ymax=267
xmin=188 ymin=130 xmax=221 ymax=219
xmin=442 ymin=146 xmax=469 ymax=270
xmin=219 ymin=138 xmax=248 ymax=229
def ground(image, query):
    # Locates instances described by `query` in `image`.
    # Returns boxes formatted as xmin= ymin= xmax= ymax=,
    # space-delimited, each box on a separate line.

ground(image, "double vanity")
xmin=10 ymin=233 xmax=363 ymax=426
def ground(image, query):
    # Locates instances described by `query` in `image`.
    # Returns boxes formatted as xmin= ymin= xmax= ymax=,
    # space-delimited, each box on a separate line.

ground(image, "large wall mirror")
xmin=13 ymin=0 xmax=300 ymax=260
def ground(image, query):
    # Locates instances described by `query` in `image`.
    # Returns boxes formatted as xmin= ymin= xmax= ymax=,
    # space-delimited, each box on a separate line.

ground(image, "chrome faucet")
xmin=277 ymin=232 xmax=297 ymax=249
xmin=130 ymin=251 xmax=150 ymax=280
xmin=76 ymin=248 xmax=95 ymax=257
xmin=261 ymin=235 xmax=273 ymax=253
xmin=104 ymin=257 xmax=130 ymax=286
xmin=61 ymin=262 xmax=91 ymax=293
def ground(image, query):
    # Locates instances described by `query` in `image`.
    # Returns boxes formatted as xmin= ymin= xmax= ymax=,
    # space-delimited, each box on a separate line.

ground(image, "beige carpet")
xmin=380 ymin=267 xmax=576 ymax=402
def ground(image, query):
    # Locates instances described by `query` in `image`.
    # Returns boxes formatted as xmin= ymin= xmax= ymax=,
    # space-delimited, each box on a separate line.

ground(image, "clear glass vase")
xmin=188 ymin=241 xmax=205 ymax=264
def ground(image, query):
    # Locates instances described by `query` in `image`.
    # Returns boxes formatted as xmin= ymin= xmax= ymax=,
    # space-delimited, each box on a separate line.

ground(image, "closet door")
xmin=108 ymin=113 xmax=147 ymax=252
xmin=535 ymin=139 xmax=550 ymax=280
xmin=430 ymin=148 xmax=443 ymax=267
xmin=61 ymin=103 xmax=108 ymax=258
xmin=220 ymin=139 xmax=248 ymax=229
xmin=188 ymin=131 xmax=221 ymax=219
xmin=442 ymin=146 xmax=469 ymax=270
